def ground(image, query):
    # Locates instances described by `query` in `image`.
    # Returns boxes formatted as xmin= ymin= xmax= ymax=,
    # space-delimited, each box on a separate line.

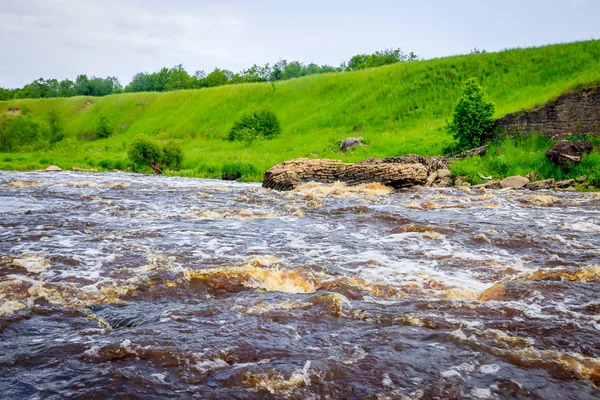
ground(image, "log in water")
xmin=1 ymin=172 xmax=599 ymax=399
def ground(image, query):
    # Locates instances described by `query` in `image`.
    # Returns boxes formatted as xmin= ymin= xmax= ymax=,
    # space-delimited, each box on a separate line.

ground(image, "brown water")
xmin=1 ymin=172 xmax=599 ymax=399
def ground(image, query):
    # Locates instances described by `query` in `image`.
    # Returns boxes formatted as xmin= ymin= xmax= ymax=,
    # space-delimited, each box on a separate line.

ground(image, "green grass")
xmin=450 ymin=135 xmax=600 ymax=187
xmin=1 ymin=40 xmax=599 ymax=181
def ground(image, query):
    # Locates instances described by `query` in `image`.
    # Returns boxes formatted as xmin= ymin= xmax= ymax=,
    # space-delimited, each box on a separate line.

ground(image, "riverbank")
xmin=1 ymin=40 xmax=600 ymax=181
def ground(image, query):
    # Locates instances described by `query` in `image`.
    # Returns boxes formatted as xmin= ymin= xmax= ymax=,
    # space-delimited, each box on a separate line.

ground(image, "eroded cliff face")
xmin=494 ymin=85 xmax=600 ymax=139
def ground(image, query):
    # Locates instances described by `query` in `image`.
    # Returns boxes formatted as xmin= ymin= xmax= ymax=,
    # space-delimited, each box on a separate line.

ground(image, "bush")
xmin=228 ymin=109 xmax=281 ymax=143
xmin=128 ymin=135 xmax=163 ymax=173
xmin=96 ymin=113 xmax=112 ymax=139
xmin=447 ymin=78 xmax=494 ymax=153
xmin=127 ymin=135 xmax=185 ymax=174
xmin=162 ymin=141 xmax=184 ymax=170
xmin=0 ymin=115 xmax=42 ymax=151
xmin=221 ymin=162 xmax=256 ymax=181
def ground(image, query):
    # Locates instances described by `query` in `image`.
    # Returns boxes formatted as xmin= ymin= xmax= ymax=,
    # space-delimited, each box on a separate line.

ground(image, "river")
xmin=1 ymin=171 xmax=599 ymax=399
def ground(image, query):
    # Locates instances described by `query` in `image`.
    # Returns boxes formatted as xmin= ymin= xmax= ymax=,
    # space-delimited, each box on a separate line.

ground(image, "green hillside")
xmin=1 ymin=40 xmax=599 ymax=180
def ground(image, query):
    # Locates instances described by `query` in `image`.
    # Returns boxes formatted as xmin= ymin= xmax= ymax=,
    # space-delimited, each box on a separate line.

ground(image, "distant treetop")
xmin=0 ymin=48 xmax=421 ymax=100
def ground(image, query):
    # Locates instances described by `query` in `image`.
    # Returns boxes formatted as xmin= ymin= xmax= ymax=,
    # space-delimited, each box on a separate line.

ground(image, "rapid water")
xmin=1 ymin=171 xmax=599 ymax=399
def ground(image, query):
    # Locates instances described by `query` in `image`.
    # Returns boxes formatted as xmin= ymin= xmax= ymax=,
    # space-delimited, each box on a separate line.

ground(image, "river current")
xmin=1 ymin=171 xmax=600 ymax=399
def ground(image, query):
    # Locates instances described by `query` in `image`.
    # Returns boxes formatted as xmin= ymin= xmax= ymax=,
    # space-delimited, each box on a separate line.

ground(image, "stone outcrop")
xmin=494 ymin=85 xmax=600 ymax=139
xmin=262 ymin=157 xmax=430 ymax=191
xmin=545 ymin=140 xmax=593 ymax=168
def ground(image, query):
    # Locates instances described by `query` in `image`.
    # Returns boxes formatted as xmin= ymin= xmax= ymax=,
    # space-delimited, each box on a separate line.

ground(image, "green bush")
xmin=127 ymin=135 xmax=184 ymax=174
xmin=221 ymin=162 xmax=256 ymax=180
xmin=228 ymin=109 xmax=281 ymax=143
xmin=447 ymin=78 xmax=494 ymax=153
xmin=127 ymin=134 xmax=163 ymax=173
xmin=162 ymin=141 xmax=184 ymax=170
xmin=0 ymin=115 xmax=43 ymax=151
xmin=96 ymin=113 xmax=112 ymax=139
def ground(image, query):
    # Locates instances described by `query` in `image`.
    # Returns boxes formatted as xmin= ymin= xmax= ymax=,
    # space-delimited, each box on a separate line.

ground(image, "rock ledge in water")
xmin=262 ymin=157 xmax=431 ymax=191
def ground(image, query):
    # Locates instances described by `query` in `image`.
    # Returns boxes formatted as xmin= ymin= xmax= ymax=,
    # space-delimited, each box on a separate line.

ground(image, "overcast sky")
xmin=0 ymin=0 xmax=598 ymax=88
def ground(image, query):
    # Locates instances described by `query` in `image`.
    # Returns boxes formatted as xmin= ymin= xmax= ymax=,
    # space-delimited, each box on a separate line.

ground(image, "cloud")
xmin=0 ymin=0 xmax=248 ymax=85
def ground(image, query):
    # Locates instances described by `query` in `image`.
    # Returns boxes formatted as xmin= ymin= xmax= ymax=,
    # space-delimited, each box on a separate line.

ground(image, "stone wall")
xmin=494 ymin=85 xmax=600 ymax=139
xmin=262 ymin=157 xmax=430 ymax=191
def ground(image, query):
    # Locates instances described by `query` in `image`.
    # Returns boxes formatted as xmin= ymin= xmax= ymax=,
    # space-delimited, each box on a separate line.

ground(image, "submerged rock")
xmin=546 ymin=140 xmax=593 ymax=168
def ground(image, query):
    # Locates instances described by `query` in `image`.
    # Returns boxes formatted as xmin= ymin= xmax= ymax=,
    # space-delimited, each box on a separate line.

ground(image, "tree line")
xmin=0 ymin=48 xmax=419 ymax=100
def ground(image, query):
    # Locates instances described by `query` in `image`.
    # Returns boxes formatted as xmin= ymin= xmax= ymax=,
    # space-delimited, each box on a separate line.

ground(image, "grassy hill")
xmin=1 ymin=40 xmax=599 ymax=181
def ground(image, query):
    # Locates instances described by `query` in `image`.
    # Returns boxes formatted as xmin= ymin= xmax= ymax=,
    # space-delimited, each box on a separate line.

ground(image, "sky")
xmin=0 ymin=0 xmax=598 ymax=88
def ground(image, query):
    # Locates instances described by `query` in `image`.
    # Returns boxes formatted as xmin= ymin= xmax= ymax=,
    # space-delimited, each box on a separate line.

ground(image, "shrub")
xmin=96 ymin=113 xmax=112 ymax=139
xmin=162 ymin=141 xmax=184 ymax=170
xmin=127 ymin=135 xmax=185 ymax=174
xmin=447 ymin=78 xmax=494 ymax=153
xmin=0 ymin=115 xmax=42 ymax=151
xmin=221 ymin=162 xmax=256 ymax=181
xmin=128 ymin=135 xmax=163 ymax=173
xmin=228 ymin=109 xmax=281 ymax=143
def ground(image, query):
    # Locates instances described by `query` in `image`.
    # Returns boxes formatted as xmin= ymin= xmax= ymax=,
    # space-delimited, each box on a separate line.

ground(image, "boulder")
xmin=340 ymin=137 xmax=363 ymax=152
xmin=433 ymin=176 xmax=453 ymax=187
xmin=425 ymin=172 xmax=437 ymax=187
xmin=436 ymin=169 xmax=452 ymax=179
xmin=45 ymin=165 xmax=62 ymax=172
xmin=525 ymin=179 xmax=556 ymax=190
xmin=545 ymin=140 xmax=593 ymax=168
xmin=500 ymin=175 xmax=529 ymax=189
xmin=262 ymin=158 xmax=428 ymax=191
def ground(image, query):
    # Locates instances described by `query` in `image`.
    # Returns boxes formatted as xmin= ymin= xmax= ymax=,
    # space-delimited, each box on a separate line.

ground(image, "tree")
xmin=205 ymin=68 xmax=229 ymax=87
xmin=447 ymin=78 xmax=495 ymax=152
xmin=96 ymin=113 xmax=112 ymax=138
xmin=46 ymin=108 xmax=64 ymax=146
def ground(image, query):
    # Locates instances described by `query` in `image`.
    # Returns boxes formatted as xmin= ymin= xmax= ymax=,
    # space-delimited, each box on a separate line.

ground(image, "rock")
xmin=545 ymin=140 xmax=593 ymax=168
xmin=472 ymin=180 xmax=501 ymax=189
xmin=45 ymin=165 xmax=62 ymax=172
xmin=222 ymin=172 xmax=241 ymax=181
xmin=433 ymin=176 xmax=453 ymax=187
xmin=454 ymin=176 xmax=469 ymax=187
xmin=525 ymin=179 xmax=556 ymax=190
xmin=262 ymin=158 xmax=428 ymax=191
xmin=525 ymin=172 xmax=540 ymax=182
xmin=454 ymin=145 xmax=488 ymax=159
xmin=576 ymin=175 xmax=588 ymax=183
xmin=554 ymin=179 xmax=575 ymax=189
xmin=425 ymin=172 xmax=438 ymax=187
xmin=340 ymin=137 xmax=363 ymax=152
xmin=500 ymin=176 xmax=529 ymax=189
xmin=436 ymin=169 xmax=452 ymax=179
